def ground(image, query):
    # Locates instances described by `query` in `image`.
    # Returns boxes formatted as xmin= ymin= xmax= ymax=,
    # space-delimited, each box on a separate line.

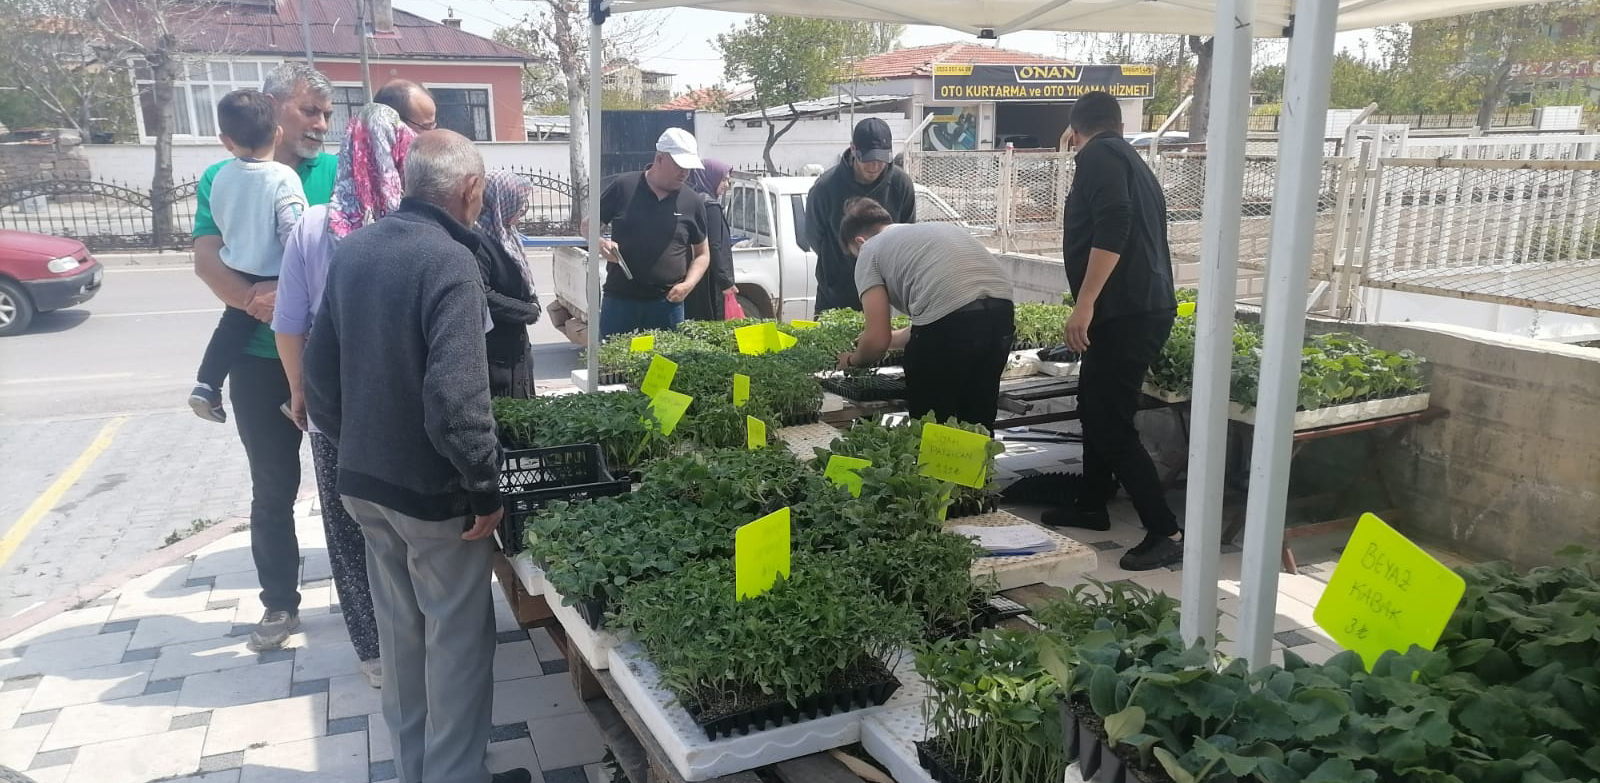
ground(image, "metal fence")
xmin=1357 ymin=158 xmax=1600 ymax=317
xmin=504 ymin=167 xmax=579 ymax=237
xmin=1144 ymin=109 xmax=1561 ymax=134
xmin=0 ymin=177 xmax=199 ymax=251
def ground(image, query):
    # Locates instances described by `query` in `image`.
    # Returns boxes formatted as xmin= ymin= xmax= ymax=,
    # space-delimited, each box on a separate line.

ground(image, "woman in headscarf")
xmin=272 ymin=103 xmax=416 ymax=689
xmin=684 ymin=158 xmax=736 ymax=321
xmin=473 ymin=169 xmax=541 ymax=398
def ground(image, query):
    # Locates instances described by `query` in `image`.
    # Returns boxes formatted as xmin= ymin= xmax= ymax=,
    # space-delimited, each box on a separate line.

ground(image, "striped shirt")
xmin=854 ymin=222 xmax=1013 ymax=325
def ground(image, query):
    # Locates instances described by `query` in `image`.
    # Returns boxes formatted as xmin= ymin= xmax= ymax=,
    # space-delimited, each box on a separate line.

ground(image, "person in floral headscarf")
xmin=472 ymin=169 xmax=540 ymax=398
xmin=684 ymin=158 xmax=737 ymax=321
xmin=272 ymin=102 xmax=416 ymax=689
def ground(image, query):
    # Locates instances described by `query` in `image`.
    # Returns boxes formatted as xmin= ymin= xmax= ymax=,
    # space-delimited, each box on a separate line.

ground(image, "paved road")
xmin=0 ymin=256 xmax=579 ymax=619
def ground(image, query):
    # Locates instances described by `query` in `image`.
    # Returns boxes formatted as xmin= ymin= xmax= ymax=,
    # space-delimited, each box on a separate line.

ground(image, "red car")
xmin=0 ymin=229 xmax=103 ymax=336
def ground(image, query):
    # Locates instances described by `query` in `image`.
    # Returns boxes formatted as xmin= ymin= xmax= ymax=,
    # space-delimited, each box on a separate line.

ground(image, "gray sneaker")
xmin=247 ymin=610 xmax=300 ymax=652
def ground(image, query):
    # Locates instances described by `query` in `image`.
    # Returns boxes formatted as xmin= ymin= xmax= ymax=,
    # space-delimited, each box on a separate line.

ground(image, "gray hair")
xmin=263 ymin=63 xmax=333 ymax=102
xmin=404 ymin=130 xmax=484 ymax=207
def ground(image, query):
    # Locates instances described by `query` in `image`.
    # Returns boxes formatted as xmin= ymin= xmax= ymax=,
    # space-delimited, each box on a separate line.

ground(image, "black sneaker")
xmin=189 ymin=384 xmax=226 ymax=423
xmin=491 ymin=770 xmax=533 ymax=783
xmin=1119 ymin=534 xmax=1184 ymax=571
xmin=1041 ymin=505 xmax=1111 ymax=531
xmin=247 ymin=609 xmax=300 ymax=652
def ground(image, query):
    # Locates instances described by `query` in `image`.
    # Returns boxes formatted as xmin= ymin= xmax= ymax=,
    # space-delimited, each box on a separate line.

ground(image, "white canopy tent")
xmin=578 ymin=0 xmax=1552 ymax=667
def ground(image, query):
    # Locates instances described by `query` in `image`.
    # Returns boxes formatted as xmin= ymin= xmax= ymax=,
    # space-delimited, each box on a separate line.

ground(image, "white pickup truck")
xmin=545 ymin=173 xmax=963 ymax=344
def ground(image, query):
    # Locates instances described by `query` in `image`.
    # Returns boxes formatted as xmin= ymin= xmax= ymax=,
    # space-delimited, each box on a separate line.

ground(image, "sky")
xmin=391 ymin=1 xmax=1373 ymax=94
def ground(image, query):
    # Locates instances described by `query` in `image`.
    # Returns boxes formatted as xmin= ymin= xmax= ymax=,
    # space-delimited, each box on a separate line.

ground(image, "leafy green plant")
xmin=1012 ymin=303 xmax=1074 ymax=349
xmin=916 ymin=630 xmax=1070 ymax=783
xmin=615 ymin=551 xmax=918 ymax=712
xmin=493 ymin=392 xmax=671 ymax=473
xmin=1034 ymin=579 xmax=1182 ymax=643
xmin=812 ymin=414 xmax=1005 ymax=518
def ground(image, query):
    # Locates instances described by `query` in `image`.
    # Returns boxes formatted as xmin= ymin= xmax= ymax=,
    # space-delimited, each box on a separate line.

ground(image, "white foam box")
xmin=1039 ymin=360 xmax=1081 ymax=378
xmin=608 ymin=643 xmax=913 ymax=781
xmin=945 ymin=511 xmax=1098 ymax=590
xmin=1141 ymin=383 xmax=1191 ymax=403
xmin=777 ymin=422 xmax=842 ymax=459
xmin=1228 ymin=392 xmax=1430 ymax=431
xmin=544 ymin=582 xmax=624 ymax=671
xmin=509 ymin=552 xmax=545 ymax=597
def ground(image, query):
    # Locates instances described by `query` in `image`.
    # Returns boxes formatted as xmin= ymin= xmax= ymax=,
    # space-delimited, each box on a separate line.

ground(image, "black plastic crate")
xmin=496 ymin=443 xmax=632 ymax=554
xmin=820 ymin=373 xmax=908 ymax=402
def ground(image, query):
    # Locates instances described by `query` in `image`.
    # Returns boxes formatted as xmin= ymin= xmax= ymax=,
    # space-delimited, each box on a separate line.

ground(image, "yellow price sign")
xmin=823 ymin=455 xmax=871 ymax=497
xmin=629 ymin=334 xmax=655 ymax=352
xmin=639 ymin=355 xmax=678 ymax=399
xmin=1177 ymin=301 xmax=1197 ymax=317
xmin=1314 ymin=513 xmax=1466 ymax=671
xmin=735 ymin=507 xmax=791 ymax=600
xmin=773 ymin=329 xmax=798 ymax=352
xmin=790 ymin=319 xmax=820 ymax=329
xmin=917 ymin=423 xmax=992 ymax=489
xmin=646 ymin=390 xmax=692 ymax=436
xmin=746 ymin=416 xmax=767 ymax=450
xmin=733 ymin=374 xmax=751 ymax=407
xmin=735 ymin=324 xmax=769 ymax=355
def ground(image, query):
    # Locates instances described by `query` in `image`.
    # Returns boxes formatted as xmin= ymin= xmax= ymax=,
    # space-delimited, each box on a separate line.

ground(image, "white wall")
xmin=693 ymin=112 xmax=913 ymax=173
xmin=80 ymin=141 xmax=571 ymax=184
xmin=1361 ymin=286 xmax=1600 ymax=341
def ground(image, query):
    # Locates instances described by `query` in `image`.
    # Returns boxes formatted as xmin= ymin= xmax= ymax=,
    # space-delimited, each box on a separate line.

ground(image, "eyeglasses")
xmin=403 ymin=117 xmax=438 ymax=132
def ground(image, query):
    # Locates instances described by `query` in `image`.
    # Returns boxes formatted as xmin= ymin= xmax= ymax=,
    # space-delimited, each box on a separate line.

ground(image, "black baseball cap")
xmin=852 ymin=118 xmax=895 ymax=163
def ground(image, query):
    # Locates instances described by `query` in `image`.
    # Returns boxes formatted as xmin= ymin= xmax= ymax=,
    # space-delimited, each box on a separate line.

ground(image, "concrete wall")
xmin=1361 ymin=287 xmax=1600 ymax=342
xmin=80 ymin=141 xmax=571 ymax=185
xmin=693 ymin=112 xmax=912 ymax=173
xmin=0 ymin=137 xmax=92 ymax=187
xmin=1301 ymin=320 xmax=1600 ymax=569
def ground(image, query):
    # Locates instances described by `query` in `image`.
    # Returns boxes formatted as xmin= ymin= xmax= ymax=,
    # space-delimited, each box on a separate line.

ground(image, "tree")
xmin=867 ymin=22 xmax=903 ymax=54
xmin=492 ymin=3 xmax=656 ymax=222
xmin=1251 ymin=64 xmax=1285 ymax=104
xmin=90 ymin=0 xmax=218 ymax=246
xmin=1186 ymin=36 xmax=1214 ymax=141
xmin=0 ymin=0 xmax=132 ymax=137
xmin=717 ymin=16 xmax=892 ymax=173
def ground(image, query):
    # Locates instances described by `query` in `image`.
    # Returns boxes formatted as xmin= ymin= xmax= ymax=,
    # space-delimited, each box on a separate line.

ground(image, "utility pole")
xmin=299 ymin=0 xmax=315 ymax=66
xmin=357 ymin=0 xmax=374 ymax=98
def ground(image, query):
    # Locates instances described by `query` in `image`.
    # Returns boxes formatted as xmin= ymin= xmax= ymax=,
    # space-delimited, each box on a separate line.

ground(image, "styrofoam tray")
xmin=1039 ymin=360 xmax=1081 ymax=378
xmin=557 ymin=371 xmax=630 ymax=393
xmin=778 ymin=423 xmax=842 ymax=459
xmin=544 ymin=582 xmax=623 ymax=671
xmin=1141 ymin=383 xmax=1191 ymax=403
xmin=1228 ymin=392 xmax=1431 ymax=430
xmin=608 ymin=643 xmax=904 ymax=781
xmin=944 ymin=511 xmax=1097 ymax=590
xmin=510 ymin=552 xmax=545 ymax=596
xmin=862 ymin=704 xmax=1087 ymax=783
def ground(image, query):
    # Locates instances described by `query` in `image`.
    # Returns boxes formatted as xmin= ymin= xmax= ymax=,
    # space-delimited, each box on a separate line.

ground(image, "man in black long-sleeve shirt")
xmin=807 ymin=118 xmax=917 ymax=313
xmin=1047 ymin=92 xmax=1182 ymax=572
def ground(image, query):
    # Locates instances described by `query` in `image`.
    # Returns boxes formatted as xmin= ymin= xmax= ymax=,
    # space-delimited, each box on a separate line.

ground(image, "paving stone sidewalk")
xmin=0 ymin=501 xmax=611 ymax=783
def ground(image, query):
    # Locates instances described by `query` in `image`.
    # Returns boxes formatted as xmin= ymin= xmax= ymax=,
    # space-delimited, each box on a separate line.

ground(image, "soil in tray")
xmin=915 ymin=735 xmax=986 ymax=783
xmin=681 ymin=656 xmax=899 ymax=740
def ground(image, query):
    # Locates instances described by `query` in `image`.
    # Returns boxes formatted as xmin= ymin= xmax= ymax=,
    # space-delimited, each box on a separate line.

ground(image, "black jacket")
xmin=304 ymin=198 xmax=502 ymax=521
xmin=472 ymin=230 xmax=541 ymax=367
xmin=806 ymin=149 xmax=916 ymax=312
xmin=1062 ymin=132 xmax=1177 ymax=324
xmin=685 ymin=198 xmax=735 ymax=321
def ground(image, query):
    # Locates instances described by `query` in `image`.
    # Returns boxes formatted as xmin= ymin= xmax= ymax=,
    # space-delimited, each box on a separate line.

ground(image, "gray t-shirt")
xmin=854 ymin=222 xmax=1013 ymax=325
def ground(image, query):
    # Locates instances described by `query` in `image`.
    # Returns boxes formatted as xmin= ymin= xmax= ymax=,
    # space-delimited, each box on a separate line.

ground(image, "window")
xmin=433 ymin=87 xmax=491 ymax=141
xmin=135 ymin=59 xmax=279 ymax=140
xmin=724 ymin=185 xmax=773 ymax=247
xmin=328 ymin=86 xmax=369 ymax=141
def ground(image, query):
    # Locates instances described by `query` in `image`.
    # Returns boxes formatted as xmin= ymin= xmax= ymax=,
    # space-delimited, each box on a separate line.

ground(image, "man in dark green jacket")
xmin=806 ymin=118 xmax=916 ymax=313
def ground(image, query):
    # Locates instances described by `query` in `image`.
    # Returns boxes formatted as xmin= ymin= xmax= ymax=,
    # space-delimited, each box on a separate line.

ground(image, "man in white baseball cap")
xmin=581 ymin=127 xmax=712 ymax=337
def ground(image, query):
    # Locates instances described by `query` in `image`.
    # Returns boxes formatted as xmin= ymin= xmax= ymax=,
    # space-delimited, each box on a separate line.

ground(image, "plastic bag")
xmin=723 ymin=291 xmax=745 ymax=320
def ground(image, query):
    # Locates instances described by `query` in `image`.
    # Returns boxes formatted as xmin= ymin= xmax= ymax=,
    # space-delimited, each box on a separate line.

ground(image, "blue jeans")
xmin=599 ymin=294 xmax=684 ymax=339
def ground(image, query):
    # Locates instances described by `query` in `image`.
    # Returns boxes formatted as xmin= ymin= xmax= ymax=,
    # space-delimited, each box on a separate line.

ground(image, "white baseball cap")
xmin=656 ymin=128 xmax=704 ymax=170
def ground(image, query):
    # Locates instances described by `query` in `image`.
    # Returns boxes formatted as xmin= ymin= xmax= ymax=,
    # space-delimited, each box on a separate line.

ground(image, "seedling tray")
xmin=609 ymin=643 xmax=905 ymax=780
xmin=820 ymin=374 xmax=908 ymax=402
xmin=945 ymin=511 xmax=1098 ymax=590
xmin=686 ymin=658 xmax=900 ymax=740
xmin=497 ymin=443 xmax=632 ymax=555
xmin=544 ymin=582 xmax=624 ymax=670
xmin=914 ymin=738 xmax=977 ymax=783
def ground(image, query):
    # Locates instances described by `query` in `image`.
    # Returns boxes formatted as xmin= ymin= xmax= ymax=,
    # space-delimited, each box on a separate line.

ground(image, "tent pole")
xmin=1180 ymin=0 xmax=1254 ymax=648
xmin=585 ymin=3 xmax=608 ymax=393
xmin=1236 ymin=0 xmax=1340 ymax=668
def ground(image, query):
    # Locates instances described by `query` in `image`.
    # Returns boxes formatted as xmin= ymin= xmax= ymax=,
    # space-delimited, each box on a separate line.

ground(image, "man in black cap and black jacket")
xmin=806 ymin=117 xmax=917 ymax=314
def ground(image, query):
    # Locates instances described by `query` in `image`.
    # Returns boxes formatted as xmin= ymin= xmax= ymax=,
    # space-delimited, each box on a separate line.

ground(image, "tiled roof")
xmin=848 ymin=42 xmax=1077 ymax=80
xmin=150 ymin=0 xmax=532 ymax=62
xmin=657 ymin=86 xmax=756 ymax=111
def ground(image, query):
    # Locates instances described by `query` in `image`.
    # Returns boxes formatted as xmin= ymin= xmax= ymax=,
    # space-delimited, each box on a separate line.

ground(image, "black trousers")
xmin=1077 ymin=311 xmax=1179 ymax=537
xmin=197 ymin=272 xmax=273 ymax=388
xmin=903 ymin=299 xmax=1015 ymax=433
xmin=230 ymin=355 xmax=304 ymax=614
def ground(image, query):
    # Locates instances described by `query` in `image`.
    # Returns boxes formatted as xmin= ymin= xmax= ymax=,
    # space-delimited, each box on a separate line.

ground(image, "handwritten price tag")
xmin=733 ymin=374 xmax=750 ymax=408
xmin=735 ymin=507 xmax=791 ymax=600
xmin=629 ymin=334 xmax=655 ymax=352
xmin=823 ymin=455 xmax=872 ymax=497
xmin=746 ymin=416 xmax=767 ymax=450
xmin=1176 ymin=302 xmax=1197 ymax=318
xmin=646 ymin=390 xmax=692 ymax=436
xmin=639 ymin=355 xmax=678 ymax=399
xmin=790 ymin=319 xmax=820 ymax=329
xmin=1314 ymin=513 xmax=1466 ymax=670
xmin=917 ymin=423 xmax=992 ymax=489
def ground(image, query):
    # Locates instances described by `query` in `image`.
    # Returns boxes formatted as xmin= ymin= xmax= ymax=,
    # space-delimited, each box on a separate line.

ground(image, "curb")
xmin=96 ymin=252 xmax=194 ymax=268
xmin=0 ymin=488 xmax=317 ymax=644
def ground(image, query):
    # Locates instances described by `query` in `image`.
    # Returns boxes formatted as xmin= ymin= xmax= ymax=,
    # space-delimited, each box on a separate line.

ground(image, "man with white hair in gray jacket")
xmin=304 ymin=129 xmax=529 ymax=783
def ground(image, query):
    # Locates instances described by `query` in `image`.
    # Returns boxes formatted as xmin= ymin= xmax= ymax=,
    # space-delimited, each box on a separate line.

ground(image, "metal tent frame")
xmin=578 ymin=0 xmax=1559 ymax=668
